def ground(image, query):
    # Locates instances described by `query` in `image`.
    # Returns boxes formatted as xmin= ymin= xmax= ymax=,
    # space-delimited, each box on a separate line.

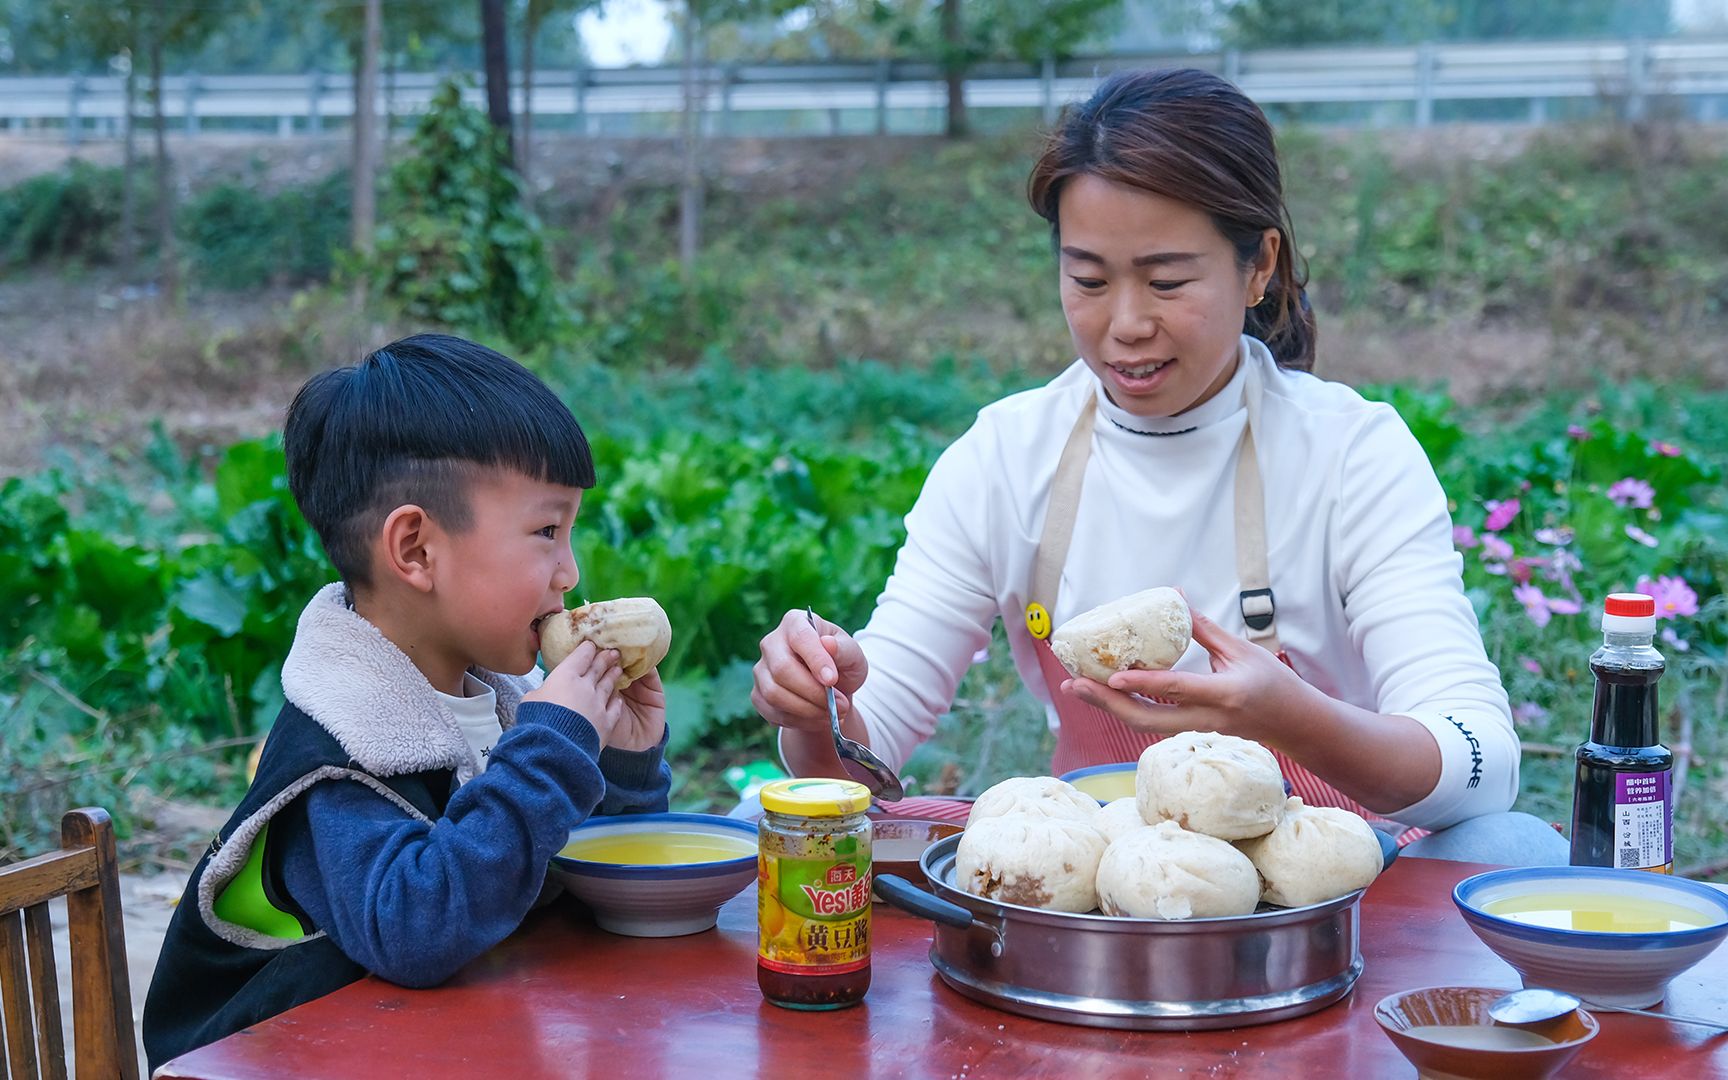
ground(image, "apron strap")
xmin=1233 ymin=421 xmax=1283 ymax=654
xmin=1030 ymin=395 xmax=1097 ymax=617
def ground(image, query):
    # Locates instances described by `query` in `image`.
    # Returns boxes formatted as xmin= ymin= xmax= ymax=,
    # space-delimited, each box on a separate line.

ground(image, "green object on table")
xmin=724 ymin=759 xmax=787 ymax=800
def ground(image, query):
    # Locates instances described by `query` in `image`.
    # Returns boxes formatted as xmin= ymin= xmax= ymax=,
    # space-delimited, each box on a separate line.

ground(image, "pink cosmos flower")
xmin=1534 ymin=526 xmax=1574 ymax=546
xmin=1519 ymin=656 xmax=1543 ymax=675
xmin=1567 ymin=424 xmax=1591 ymax=440
xmin=1636 ymin=575 xmax=1699 ymax=619
xmin=1625 ymin=525 xmax=1659 ymax=548
xmin=1650 ymin=441 xmax=1682 ymax=457
xmin=1513 ymin=702 xmax=1549 ymax=724
xmin=1453 ymin=524 xmax=1480 ymax=549
xmin=1607 ymin=477 xmax=1655 ymax=509
xmin=1514 ymin=583 xmax=1554 ymax=628
xmin=1484 ymin=498 xmax=1521 ymax=532
xmin=1661 ymin=627 xmax=1690 ymax=653
xmin=1481 ymin=535 xmax=1514 ymax=561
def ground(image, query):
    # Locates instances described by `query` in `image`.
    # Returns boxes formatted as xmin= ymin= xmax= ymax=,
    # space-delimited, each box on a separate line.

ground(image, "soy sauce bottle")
xmin=1568 ymin=593 xmax=1674 ymax=873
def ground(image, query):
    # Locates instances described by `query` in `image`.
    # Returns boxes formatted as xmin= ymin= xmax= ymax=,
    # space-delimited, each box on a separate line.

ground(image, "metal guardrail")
xmin=5 ymin=38 xmax=1728 ymax=143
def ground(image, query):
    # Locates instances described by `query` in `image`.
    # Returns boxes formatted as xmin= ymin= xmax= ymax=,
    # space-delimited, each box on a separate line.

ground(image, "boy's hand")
xmin=524 ymin=640 xmax=623 ymax=740
xmin=602 ymin=669 xmax=667 ymax=753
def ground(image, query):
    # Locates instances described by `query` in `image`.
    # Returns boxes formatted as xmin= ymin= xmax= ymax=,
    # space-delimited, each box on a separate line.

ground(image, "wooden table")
xmin=160 ymin=859 xmax=1728 ymax=1079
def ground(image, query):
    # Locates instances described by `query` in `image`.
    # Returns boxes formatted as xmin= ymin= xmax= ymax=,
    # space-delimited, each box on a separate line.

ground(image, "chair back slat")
xmin=23 ymin=906 xmax=67 ymax=1080
xmin=0 ymin=809 xmax=138 ymax=1080
xmin=0 ymin=852 xmax=100 ymax=917
xmin=1 ymin=908 xmax=42 ymax=1080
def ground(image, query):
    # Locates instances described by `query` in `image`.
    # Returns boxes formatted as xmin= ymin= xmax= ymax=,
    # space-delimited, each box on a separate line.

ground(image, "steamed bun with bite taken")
xmin=955 ymin=814 xmax=1107 ymax=913
xmin=1234 ymin=797 xmax=1384 ymax=907
xmin=1136 ymin=731 xmax=1286 ymax=841
xmin=1096 ymin=820 xmax=1260 ymax=919
xmin=539 ymin=597 xmax=672 ymax=689
xmin=965 ymin=776 xmax=1100 ymax=827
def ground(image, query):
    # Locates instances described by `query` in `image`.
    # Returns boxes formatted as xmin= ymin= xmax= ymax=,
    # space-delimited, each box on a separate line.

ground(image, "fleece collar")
xmin=279 ymin=583 xmax=538 ymax=784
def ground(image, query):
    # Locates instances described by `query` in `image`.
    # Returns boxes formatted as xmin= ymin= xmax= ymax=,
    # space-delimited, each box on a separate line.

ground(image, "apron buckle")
xmin=1240 ymin=587 xmax=1276 ymax=631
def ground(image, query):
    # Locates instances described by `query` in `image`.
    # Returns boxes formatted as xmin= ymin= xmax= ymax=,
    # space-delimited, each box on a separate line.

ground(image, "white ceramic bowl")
xmin=549 ymin=813 xmax=758 ymax=938
xmin=1454 ymin=866 xmax=1728 ymax=1008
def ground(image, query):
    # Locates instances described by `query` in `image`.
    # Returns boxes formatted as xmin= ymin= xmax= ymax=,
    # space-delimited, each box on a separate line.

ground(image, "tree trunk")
xmin=480 ymin=0 xmax=514 ymax=157
xmin=352 ymin=0 xmax=382 ymax=256
xmin=519 ymin=8 xmax=537 ymax=179
xmin=150 ymin=0 xmax=177 ymax=304
xmin=120 ymin=51 xmax=137 ymax=281
xmin=678 ymin=6 xmax=701 ymax=274
xmin=941 ymin=0 xmax=966 ymax=139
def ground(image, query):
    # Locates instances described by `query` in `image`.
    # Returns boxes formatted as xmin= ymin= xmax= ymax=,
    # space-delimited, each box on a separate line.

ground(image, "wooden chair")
xmin=0 ymin=808 xmax=139 ymax=1080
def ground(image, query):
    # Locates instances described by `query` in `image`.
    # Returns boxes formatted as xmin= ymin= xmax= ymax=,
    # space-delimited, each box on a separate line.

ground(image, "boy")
xmin=142 ymin=334 xmax=670 ymax=1070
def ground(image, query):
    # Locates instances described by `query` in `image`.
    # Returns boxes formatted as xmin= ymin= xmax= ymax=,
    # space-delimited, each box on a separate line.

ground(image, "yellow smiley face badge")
xmin=1024 ymin=602 xmax=1051 ymax=640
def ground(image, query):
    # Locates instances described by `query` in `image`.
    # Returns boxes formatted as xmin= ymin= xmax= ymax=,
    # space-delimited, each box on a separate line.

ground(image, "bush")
xmin=181 ymin=173 xmax=349 ymax=289
xmin=366 ymin=78 xmax=562 ymax=348
xmin=0 ymin=161 xmax=130 ymax=266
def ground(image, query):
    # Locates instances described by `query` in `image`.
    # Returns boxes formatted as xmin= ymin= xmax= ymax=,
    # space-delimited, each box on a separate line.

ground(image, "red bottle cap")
xmin=1604 ymin=593 xmax=1655 ymax=617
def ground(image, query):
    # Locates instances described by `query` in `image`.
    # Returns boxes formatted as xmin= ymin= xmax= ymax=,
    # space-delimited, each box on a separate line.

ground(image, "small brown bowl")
xmin=871 ymin=818 xmax=964 ymax=899
xmin=1375 ymin=986 xmax=1598 ymax=1080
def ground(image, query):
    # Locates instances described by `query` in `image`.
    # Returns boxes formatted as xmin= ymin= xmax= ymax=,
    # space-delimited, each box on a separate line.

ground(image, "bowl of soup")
xmin=1059 ymin=762 xmax=1138 ymax=803
xmin=1454 ymin=866 xmax=1728 ymax=1008
xmin=551 ymin=813 xmax=758 ymax=937
xmin=1375 ymin=985 xmax=1598 ymax=1080
xmin=870 ymin=817 xmax=964 ymax=899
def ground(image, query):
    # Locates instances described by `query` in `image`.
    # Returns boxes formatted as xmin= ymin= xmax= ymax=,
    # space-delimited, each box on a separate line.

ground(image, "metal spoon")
xmin=1491 ymin=987 xmax=1728 ymax=1034
xmin=805 ymin=607 xmax=904 ymax=802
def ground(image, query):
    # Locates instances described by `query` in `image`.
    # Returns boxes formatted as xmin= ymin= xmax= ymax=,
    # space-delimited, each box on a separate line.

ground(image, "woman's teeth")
xmin=1117 ymin=360 xmax=1170 ymax=378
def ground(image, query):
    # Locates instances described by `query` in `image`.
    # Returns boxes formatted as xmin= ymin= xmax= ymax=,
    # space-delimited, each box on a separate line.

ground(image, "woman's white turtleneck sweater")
xmin=844 ymin=337 xmax=1516 ymax=831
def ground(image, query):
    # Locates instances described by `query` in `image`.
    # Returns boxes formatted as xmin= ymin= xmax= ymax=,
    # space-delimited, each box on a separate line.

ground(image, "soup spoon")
xmin=1490 ymin=987 xmax=1728 ymax=1034
xmin=804 ymin=608 xmax=904 ymax=802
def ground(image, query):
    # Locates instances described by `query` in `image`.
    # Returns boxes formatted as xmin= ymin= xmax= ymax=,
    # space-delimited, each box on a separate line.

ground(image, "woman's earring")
xmin=1251 ymin=294 xmax=1265 ymax=307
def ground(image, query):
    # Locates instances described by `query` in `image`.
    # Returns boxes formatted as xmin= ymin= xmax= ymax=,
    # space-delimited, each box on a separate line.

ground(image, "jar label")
xmin=758 ymin=847 xmax=872 ymax=973
xmin=1613 ymin=771 xmax=1672 ymax=871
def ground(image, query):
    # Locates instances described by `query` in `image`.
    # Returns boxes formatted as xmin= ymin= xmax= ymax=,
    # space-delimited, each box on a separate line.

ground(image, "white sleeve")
xmin=1332 ymin=406 xmax=1519 ymax=830
xmin=845 ymin=427 xmax=1002 ymax=773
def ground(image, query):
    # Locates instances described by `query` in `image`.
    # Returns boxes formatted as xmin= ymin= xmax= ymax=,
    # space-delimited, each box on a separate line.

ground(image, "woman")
xmin=751 ymin=68 xmax=1563 ymax=863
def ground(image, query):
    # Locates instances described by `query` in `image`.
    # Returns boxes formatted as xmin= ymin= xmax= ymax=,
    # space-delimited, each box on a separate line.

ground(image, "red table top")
xmin=159 ymin=858 xmax=1728 ymax=1079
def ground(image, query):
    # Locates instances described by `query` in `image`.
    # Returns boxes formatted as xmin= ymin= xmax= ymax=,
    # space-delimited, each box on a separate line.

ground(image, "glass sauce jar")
xmin=756 ymin=778 xmax=873 ymax=1009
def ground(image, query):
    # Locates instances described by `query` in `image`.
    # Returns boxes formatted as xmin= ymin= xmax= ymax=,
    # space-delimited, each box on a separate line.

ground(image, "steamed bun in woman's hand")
xmin=1136 ymin=731 xmax=1286 ymax=841
xmin=1095 ymin=821 xmax=1260 ymax=919
xmin=965 ymin=776 xmax=1100 ymax=827
xmin=955 ymin=814 xmax=1107 ymax=913
xmin=1234 ymin=797 xmax=1384 ymax=907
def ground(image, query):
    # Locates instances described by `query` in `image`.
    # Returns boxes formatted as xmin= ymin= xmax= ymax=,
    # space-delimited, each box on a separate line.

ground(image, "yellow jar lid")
xmin=759 ymin=778 xmax=872 ymax=816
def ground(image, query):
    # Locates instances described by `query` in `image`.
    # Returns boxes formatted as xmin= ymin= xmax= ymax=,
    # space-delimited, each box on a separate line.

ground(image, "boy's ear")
xmin=379 ymin=505 xmax=436 ymax=593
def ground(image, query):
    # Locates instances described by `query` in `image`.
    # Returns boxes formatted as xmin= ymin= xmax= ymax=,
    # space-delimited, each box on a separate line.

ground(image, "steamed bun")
xmin=1234 ymin=797 xmax=1384 ymax=907
xmin=1096 ymin=821 xmax=1260 ymax=920
xmin=1136 ymin=731 xmax=1286 ymax=841
xmin=966 ymin=776 xmax=1100 ymax=827
xmin=955 ymin=814 xmax=1107 ymax=913
xmin=1095 ymin=797 xmax=1150 ymax=844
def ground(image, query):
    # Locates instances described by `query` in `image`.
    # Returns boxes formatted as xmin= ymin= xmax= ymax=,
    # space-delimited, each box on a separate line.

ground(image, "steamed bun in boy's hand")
xmin=1096 ymin=820 xmax=1260 ymax=919
xmin=965 ymin=775 xmax=1100 ymax=827
xmin=1136 ymin=731 xmax=1286 ymax=841
xmin=955 ymin=814 xmax=1107 ymax=913
xmin=1234 ymin=798 xmax=1384 ymax=907
xmin=539 ymin=597 xmax=671 ymax=689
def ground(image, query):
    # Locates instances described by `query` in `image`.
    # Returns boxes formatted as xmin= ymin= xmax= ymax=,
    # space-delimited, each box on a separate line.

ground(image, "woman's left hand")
xmin=1064 ymin=608 xmax=1315 ymax=742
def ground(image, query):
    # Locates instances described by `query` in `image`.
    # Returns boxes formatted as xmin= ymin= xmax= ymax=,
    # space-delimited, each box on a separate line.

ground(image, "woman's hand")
xmin=751 ymin=608 xmax=869 ymax=734
xmin=603 ymin=668 xmax=668 ymax=753
xmin=1064 ymin=608 xmax=1315 ymax=742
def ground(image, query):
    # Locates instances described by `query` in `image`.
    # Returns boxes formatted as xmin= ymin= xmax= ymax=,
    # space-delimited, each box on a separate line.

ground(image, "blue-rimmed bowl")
xmin=549 ymin=813 xmax=758 ymax=938
xmin=1059 ymin=762 xmax=1137 ymax=803
xmin=1454 ymin=866 xmax=1728 ymax=1008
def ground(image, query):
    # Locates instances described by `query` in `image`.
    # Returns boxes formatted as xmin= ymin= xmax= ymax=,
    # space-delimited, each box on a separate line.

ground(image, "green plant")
xmin=0 ymin=160 xmax=130 ymax=266
xmin=366 ymin=77 xmax=562 ymax=347
xmin=181 ymin=173 xmax=350 ymax=289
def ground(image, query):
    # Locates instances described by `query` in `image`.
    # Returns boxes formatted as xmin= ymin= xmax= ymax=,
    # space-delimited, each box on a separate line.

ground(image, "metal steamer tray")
xmin=875 ymin=833 xmax=1366 ymax=1031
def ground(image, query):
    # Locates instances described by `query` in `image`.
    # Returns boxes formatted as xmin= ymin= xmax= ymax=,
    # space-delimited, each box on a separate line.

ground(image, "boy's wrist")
xmin=515 ymin=699 xmax=602 ymax=757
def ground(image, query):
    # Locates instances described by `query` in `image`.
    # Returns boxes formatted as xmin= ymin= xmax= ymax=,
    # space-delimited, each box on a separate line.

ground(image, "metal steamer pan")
xmin=875 ymin=833 xmax=1364 ymax=1031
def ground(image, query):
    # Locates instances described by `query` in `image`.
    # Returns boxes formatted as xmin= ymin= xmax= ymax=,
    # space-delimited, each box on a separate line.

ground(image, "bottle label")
xmin=1613 ymin=771 xmax=1672 ymax=871
xmin=758 ymin=844 xmax=871 ymax=974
